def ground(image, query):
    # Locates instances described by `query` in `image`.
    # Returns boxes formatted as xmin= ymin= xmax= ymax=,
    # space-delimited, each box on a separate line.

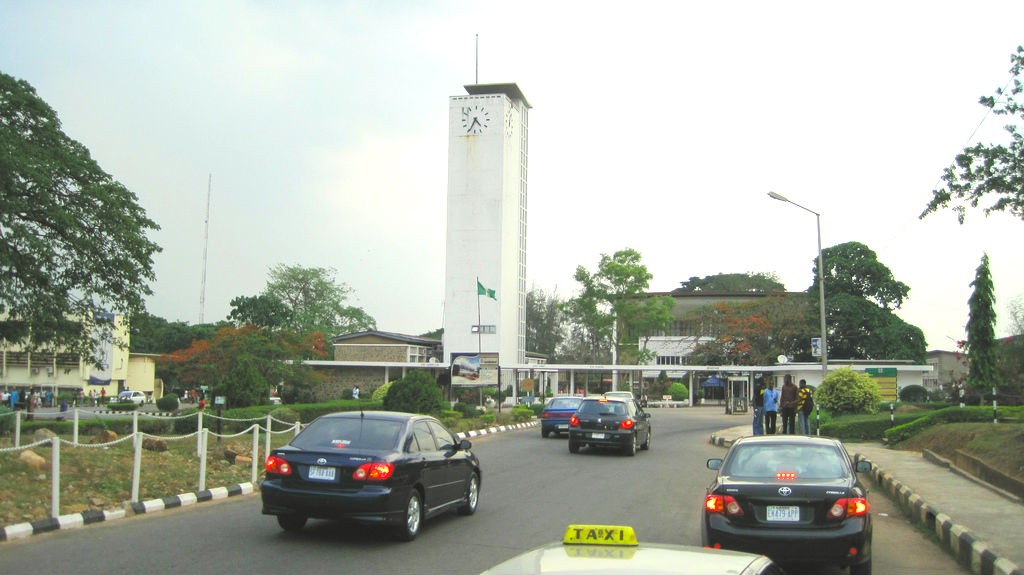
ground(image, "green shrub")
xmin=341 ymin=388 xmax=354 ymax=400
xmin=884 ymin=406 xmax=1005 ymax=443
xmin=668 ymin=382 xmax=688 ymax=401
xmin=0 ymin=406 xmax=13 ymax=435
xmin=815 ymin=368 xmax=882 ymax=414
xmin=819 ymin=412 xmax=923 ymax=441
xmin=372 ymin=381 xmax=394 ymax=402
xmin=898 ymin=385 xmax=928 ymax=403
xmin=269 ymin=407 xmax=300 ymax=424
xmin=156 ymin=394 xmax=179 ymax=412
xmin=479 ymin=413 xmax=496 ymax=425
xmin=512 ymin=406 xmax=533 ymax=422
xmin=441 ymin=409 xmax=462 ymax=420
xmin=383 ymin=371 xmax=445 ymax=415
xmin=440 ymin=416 xmax=460 ymax=429
xmin=453 ymin=402 xmax=479 ymax=418
xmin=529 ymin=404 xmax=545 ymax=417
xmin=106 ymin=401 xmax=139 ymax=412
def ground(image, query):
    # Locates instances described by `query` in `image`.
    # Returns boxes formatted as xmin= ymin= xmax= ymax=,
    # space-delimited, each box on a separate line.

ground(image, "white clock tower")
xmin=443 ymin=83 xmax=531 ymax=366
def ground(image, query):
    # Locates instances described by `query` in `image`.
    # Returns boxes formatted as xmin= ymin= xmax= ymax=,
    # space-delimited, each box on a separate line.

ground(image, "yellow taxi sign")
xmin=563 ymin=525 xmax=638 ymax=546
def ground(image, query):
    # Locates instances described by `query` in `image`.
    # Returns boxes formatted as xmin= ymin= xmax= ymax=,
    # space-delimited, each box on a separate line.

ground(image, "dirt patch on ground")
xmin=895 ymin=422 xmax=1024 ymax=482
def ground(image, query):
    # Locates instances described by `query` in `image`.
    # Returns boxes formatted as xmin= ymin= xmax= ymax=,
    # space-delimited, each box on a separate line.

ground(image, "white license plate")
xmin=590 ymin=433 xmax=607 ymax=439
xmin=557 ymin=424 xmax=568 ymax=429
xmin=307 ymin=465 xmax=336 ymax=481
xmin=766 ymin=505 xmax=800 ymax=522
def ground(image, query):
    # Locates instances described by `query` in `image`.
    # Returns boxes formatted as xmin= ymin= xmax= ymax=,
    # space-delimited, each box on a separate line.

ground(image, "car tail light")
xmin=704 ymin=494 xmax=744 ymax=516
xmin=353 ymin=462 xmax=394 ymax=481
xmin=619 ymin=419 xmax=635 ymax=429
xmin=569 ymin=415 xmax=579 ymax=427
xmin=265 ymin=455 xmax=292 ymax=475
xmin=776 ymin=471 xmax=797 ymax=481
xmin=828 ymin=497 xmax=869 ymax=519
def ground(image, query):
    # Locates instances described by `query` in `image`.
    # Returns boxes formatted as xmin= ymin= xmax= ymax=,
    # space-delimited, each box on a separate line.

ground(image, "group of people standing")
xmin=753 ymin=375 xmax=815 ymax=435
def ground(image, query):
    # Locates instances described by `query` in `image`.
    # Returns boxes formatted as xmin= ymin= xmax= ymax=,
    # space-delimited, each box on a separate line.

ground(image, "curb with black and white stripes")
xmin=0 ymin=483 xmax=253 ymax=543
xmin=1 ymin=419 xmax=537 ymax=542
xmin=853 ymin=455 xmax=1022 ymax=575
xmin=708 ymin=431 xmax=1022 ymax=575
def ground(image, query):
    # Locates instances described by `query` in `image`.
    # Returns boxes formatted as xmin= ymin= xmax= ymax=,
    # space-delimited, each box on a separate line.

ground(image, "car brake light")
xmin=619 ymin=419 xmax=635 ymax=429
xmin=265 ymin=455 xmax=292 ymax=475
xmin=704 ymin=494 xmax=744 ymax=516
xmin=828 ymin=497 xmax=868 ymax=519
xmin=776 ymin=471 xmax=797 ymax=481
xmin=353 ymin=462 xmax=394 ymax=481
xmin=569 ymin=415 xmax=579 ymax=427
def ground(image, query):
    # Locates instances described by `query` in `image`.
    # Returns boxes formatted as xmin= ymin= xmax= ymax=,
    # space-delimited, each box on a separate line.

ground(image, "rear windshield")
xmin=547 ymin=397 xmax=583 ymax=410
xmin=723 ymin=444 xmax=849 ymax=480
xmin=577 ymin=400 xmax=627 ymax=416
xmin=291 ymin=418 xmax=403 ymax=451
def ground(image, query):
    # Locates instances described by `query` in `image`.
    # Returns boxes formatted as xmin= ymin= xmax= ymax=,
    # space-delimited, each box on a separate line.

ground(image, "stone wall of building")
xmin=312 ymin=366 xmax=388 ymax=401
xmin=334 ymin=345 xmax=407 ymax=362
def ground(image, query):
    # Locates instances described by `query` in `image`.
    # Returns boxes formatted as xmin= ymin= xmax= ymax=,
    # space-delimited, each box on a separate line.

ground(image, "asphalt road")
xmin=0 ymin=409 xmax=967 ymax=574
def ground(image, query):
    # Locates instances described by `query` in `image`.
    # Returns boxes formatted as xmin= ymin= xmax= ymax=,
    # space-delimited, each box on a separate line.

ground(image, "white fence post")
xmin=251 ymin=424 xmax=259 ymax=485
xmin=50 ymin=436 xmax=60 ymax=518
xmin=15 ymin=410 xmax=21 ymax=447
xmin=198 ymin=428 xmax=208 ymax=492
xmin=196 ymin=411 xmax=203 ymax=456
xmin=133 ymin=410 xmax=139 ymax=436
xmin=131 ymin=431 xmax=142 ymax=502
xmin=264 ymin=414 xmax=272 ymax=460
xmin=293 ymin=421 xmax=300 ymax=438
xmin=73 ymin=408 xmax=79 ymax=446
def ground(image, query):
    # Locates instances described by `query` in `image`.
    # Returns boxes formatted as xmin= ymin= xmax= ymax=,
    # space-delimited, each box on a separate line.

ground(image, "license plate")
xmin=307 ymin=465 xmax=336 ymax=481
xmin=766 ymin=505 xmax=800 ymax=522
xmin=591 ymin=433 xmax=606 ymax=439
xmin=557 ymin=424 xmax=568 ymax=429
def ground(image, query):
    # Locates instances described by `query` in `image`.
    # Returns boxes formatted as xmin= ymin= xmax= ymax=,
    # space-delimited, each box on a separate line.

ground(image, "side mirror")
xmin=459 ymin=439 xmax=472 ymax=451
xmin=706 ymin=458 xmax=723 ymax=470
xmin=855 ymin=460 xmax=871 ymax=473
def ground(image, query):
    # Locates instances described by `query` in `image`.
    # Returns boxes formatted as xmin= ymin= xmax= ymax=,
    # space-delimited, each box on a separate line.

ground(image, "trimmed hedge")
xmin=818 ymin=413 xmax=924 ymax=441
xmin=883 ymin=406 xmax=1022 ymax=443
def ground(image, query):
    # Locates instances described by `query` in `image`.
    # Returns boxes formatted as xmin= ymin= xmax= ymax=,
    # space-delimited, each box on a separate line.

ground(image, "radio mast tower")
xmin=199 ymin=173 xmax=212 ymax=323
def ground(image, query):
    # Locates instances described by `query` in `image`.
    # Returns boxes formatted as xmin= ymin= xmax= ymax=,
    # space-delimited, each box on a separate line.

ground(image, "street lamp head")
xmin=768 ymin=191 xmax=789 ymax=202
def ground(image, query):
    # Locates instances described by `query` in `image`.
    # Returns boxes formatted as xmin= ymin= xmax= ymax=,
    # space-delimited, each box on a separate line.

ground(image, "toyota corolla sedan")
xmin=261 ymin=411 xmax=481 ymax=541
xmin=702 ymin=435 xmax=873 ymax=574
xmin=568 ymin=397 xmax=651 ymax=455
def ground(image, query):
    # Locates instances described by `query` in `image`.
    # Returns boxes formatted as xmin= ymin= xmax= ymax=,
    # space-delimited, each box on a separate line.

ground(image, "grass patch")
xmin=894 ymin=422 xmax=1024 ymax=482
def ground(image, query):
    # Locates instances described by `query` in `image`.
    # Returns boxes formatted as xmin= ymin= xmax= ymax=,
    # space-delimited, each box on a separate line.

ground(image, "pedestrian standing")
xmin=780 ymin=375 xmax=799 ymax=435
xmin=752 ymin=380 xmax=765 ymax=436
xmin=352 ymin=385 xmax=360 ymax=400
xmin=797 ymin=379 xmax=814 ymax=435
xmin=763 ymin=382 xmax=779 ymax=435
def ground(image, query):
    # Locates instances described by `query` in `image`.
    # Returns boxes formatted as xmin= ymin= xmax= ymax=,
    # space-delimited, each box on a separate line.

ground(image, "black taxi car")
xmin=261 ymin=411 xmax=481 ymax=541
xmin=567 ymin=397 xmax=651 ymax=455
xmin=703 ymin=435 xmax=872 ymax=573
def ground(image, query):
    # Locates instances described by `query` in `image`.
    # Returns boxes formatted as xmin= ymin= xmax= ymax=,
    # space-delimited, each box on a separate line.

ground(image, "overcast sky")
xmin=3 ymin=2 xmax=1023 ymax=352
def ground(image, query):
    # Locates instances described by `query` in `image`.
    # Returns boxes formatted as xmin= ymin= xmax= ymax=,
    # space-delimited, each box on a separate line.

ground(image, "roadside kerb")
xmin=708 ymin=427 xmax=1023 ymax=575
xmin=1 ymin=419 xmax=538 ymax=542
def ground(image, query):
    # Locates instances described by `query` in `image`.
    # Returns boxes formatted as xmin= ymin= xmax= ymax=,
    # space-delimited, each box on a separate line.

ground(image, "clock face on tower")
xmin=461 ymin=104 xmax=491 ymax=135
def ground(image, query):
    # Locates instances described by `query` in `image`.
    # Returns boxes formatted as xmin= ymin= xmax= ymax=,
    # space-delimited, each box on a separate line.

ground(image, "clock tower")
xmin=443 ymin=83 xmax=531 ymax=366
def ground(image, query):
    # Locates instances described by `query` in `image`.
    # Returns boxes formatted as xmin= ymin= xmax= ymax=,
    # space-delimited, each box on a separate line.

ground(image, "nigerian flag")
xmin=477 ymin=279 xmax=496 ymax=300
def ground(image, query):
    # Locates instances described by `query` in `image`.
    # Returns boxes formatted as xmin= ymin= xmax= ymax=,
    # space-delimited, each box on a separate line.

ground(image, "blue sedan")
xmin=540 ymin=396 xmax=583 ymax=437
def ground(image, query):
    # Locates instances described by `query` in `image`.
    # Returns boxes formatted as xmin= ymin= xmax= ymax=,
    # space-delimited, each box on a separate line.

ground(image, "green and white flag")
xmin=477 ymin=279 xmax=496 ymax=300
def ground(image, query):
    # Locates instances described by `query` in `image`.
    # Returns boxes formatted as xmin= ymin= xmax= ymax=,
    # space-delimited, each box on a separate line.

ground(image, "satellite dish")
xmin=777 ymin=355 xmax=789 ymax=364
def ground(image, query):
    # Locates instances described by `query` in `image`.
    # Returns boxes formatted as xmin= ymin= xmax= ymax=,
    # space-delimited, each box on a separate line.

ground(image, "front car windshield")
xmin=723 ymin=443 xmax=850 ymax=480
xmin=291 ymin=418 xmax=403 ymax=451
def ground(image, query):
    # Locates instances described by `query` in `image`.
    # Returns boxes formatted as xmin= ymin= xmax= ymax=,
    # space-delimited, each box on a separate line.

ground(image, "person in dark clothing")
xmin=779 ymin=375 xmax=799 ymax=435
xmin=752 ymin=380 xmax=765 ymax=436
xmin=797 ymin=379 xmax=814 ymax=434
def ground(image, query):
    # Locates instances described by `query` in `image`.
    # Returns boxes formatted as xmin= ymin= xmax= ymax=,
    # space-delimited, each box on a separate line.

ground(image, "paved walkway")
xmin=710 ymin=426 xmax=1023 ymax=575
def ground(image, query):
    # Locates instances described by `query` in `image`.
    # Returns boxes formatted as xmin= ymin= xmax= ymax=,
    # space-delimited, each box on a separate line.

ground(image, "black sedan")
xmin=261 ymin=411 xmax=481 ymax=541
xmin=702 ymin=435 xmax=873 ymax=574
xmin=568 ymin=397 xmax=652 ymax=455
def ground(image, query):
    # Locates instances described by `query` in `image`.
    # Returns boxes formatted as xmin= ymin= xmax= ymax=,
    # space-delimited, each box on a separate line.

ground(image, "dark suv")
xmin=568 ymin=397 xmax=652 ymax=456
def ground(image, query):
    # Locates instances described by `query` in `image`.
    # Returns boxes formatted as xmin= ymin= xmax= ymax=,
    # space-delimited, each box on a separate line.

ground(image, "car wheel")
xmin=393 ymin=490 xmax=423 ymax=541
xmin=276 ymin=514 xmax=307 ymax=532
xmin=542 ymin=428 xmax=550 ymax=438
xmin=568 ymin=438 xmax=580 ymax=453
xmin=624 ymin=432 xmax=637 ymax=456
xmin=641 ymin=428 xmax=651 ymax=450
xmin=849 ymin=558 xmax=872 ymax=575
xmin=457 ymin=473 xmax=480 ymax=516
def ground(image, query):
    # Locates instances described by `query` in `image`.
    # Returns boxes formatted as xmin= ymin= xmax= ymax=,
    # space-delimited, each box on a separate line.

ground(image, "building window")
xmin=471 ymin=325 xmax=496 ymax=334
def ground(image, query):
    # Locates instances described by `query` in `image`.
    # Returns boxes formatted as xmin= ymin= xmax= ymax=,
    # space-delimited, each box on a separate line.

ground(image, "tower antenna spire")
xmin=199 ymin=173 xmax=212 ymax=323
xmin=475 ymin=34 xmax=479 ymax=84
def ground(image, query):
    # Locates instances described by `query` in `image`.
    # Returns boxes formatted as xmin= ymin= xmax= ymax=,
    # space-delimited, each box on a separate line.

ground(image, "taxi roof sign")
xmin=563 ymin=525 xmax=638 ymax=546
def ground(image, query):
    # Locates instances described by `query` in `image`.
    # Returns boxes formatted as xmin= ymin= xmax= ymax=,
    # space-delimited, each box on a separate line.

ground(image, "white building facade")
xmin=443 ymin=84 xmax=530 ymax=365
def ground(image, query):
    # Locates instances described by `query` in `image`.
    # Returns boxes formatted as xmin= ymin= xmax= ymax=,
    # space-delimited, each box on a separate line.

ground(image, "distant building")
xmin=925 ymin=349 xmax=967 ymax=393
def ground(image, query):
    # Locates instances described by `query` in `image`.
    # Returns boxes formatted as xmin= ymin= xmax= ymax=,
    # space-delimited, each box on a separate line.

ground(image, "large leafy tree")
xmin=922 ymin=46 xmax=1024 ymax=223
xmin=813 ymin=242 xmax=926 ymax=363
xmin=688 ymin=295 xmax=815 ymax=365
xmin=674 ymin=272 xmax=785 ymax=293
xmin=561 ymin=248 xmax=674 ymax=365
xmin=263 ymin=264 xmax=376 ymax=337
xmin=525 ymin=288 xmax=565 ymax=359
xmin=0 ymin=72 xmax=160 ymax=362
xmin=129 ymin=312 xmax=220 ymax=354
xmin=228 ymin=294 xmax=293 ymax=330
xmin=965 ymin=253 xmax=999 ymax=391
xmin=160 ymin=324 xmax=327 ymax=406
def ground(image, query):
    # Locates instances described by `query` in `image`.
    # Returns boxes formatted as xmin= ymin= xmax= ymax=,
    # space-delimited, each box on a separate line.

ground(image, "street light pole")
xmin=768 ymin=191 xmax=828 ymax=384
